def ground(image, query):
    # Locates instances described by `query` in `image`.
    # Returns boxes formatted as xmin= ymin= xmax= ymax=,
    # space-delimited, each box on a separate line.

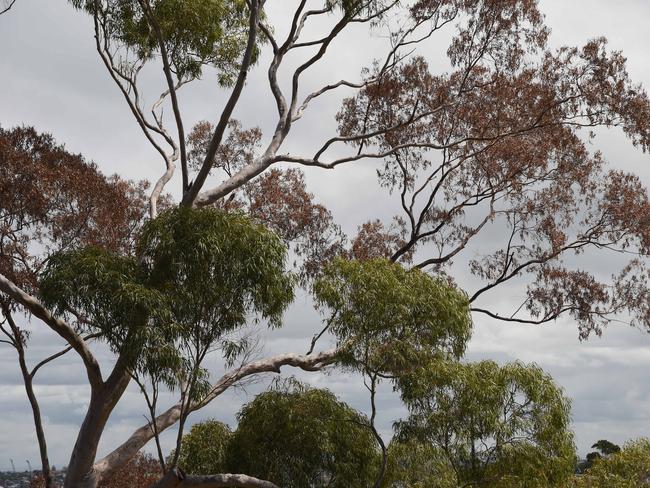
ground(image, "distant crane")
xmin=26 ymin=459 xmax=32 ymax=475
xmin=9 ymin=458 xmax=15 ymax=473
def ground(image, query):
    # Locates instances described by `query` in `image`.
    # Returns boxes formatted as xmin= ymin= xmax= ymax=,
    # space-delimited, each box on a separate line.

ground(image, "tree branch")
xmin=138 ymin=0 xmax=189 ymax=193
xmin=93 ymin=347 xmax=339 ymax=480
xmin=30 ymin=332 xmax=103 ymax=379
xmin=0 ymin=272 xmax=103 ymax=388
xmin=182 ymin=0 xmax=260 ymax=207
xmin=0 ymin=0 xmax=16 ymax=15
xmin=155 ymin=468 xmax=280 ymax=488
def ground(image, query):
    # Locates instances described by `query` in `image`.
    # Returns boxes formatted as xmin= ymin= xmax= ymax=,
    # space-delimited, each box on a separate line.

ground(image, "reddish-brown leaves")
xmin=0 ymin=126 xmax=148 ymax=293
xmin=245 ymin=168 xmax=346 ymax=282
xmin=188 ymin=128 xmax=348 ymax=283
xmin=333 ymin=4 xmax=650 ymax=335
xmin=99 ymin=453 xmax=162 ymax=488
xmin=349 ymin=219 xmax=411 ymax=262
xmin=29 ymin=453 xmax=161 ymax=488
xmin=187 ymin=119 xmax=262 ymax=177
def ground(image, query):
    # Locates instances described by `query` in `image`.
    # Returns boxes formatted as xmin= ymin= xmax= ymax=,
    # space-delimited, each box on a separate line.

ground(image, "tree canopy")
xmin=314 ymin=257 xmax=472 ymax=379
xmin=394 ymin=360 xmax=576 ymax=487
xmin=226 ymin=381 xmax=380 ymax=488
xmin=39 ymin=207 xmax=294 ymax=381
xmin=2 ymin=0 xmax=650 ymax=487
xmin=174 ymin=420 xmax=232 ymax=476
xmin=575 ymin=438 xmax=650 ymax=488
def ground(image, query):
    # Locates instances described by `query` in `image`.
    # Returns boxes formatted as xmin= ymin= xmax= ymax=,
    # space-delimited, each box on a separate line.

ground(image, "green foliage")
xmin=395 ymin=361 xmax=576 ymax=488
xmin=39 ymin=207 xmax=294 ymax=385
xmin=70 ymin=0 xmax=256 ymax=83
xmin=173 ymin=419 xmax=232 ymax=475
xmin=326 ymin=0 xmax=391 ymax=20
xmin=138 ymin=207 xmax=294 ymax=336
xmin=582 ymin=439 xmax=622 ymax=472
xmin=313 ymin=258 xmax=472 ymax=380
xmin=382 ymin=439 xmax=457 ymax=488
xmin=226 ymin=380 xmax=379 ymax=488
xmin=591 ymin=439 xmax=622 ymax=456
xmin=39 ymin=246 xmax=176 ymax=371
xmin=575 ymin=438 xmax=650 ymax=487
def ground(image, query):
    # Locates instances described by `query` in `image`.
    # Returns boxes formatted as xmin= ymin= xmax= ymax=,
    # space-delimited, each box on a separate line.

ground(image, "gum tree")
xmin=2 ymin=0 xmax=650 ymax=486
xmin=393 ymin=361 xmax=575 ymax=487
xmin=226 ymin=381 xmax=379 ymax=488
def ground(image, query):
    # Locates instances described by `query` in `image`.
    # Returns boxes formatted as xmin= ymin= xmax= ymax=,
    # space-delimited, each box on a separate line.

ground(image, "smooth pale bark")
xmin=64 ymin=366 xmax=132 ymax=488
xmin=93 ymin=348 xmax=339 ymax=481
xmin=154 ymin=468 xmax=280 ymax=488
xmin=182 ymin=0 xmax=260 ymax=207
xmin=0 ymin=273 xmax=103 ymax=388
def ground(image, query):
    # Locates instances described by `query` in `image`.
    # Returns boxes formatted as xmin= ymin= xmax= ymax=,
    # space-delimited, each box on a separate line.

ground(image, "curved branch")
xmin=0 ymin=273 xmax=103 ymax=388
xmin=471 ymin=306 xmax=572 ymax=325
xmin=138 ymin=0 xmax=189 ymax=193
xmin=182 ymin=474 xmax=279 ymax=488
xmin=30 ymin=332 xmax=103 ymax=379
xmin=93 ymin=347 xmax=339 ymax=480
xmin=156 ymin=468 xmax=279 ymax=488
xmin=0 ymin=0 xmax=16 ymax=15
xmin=182 ymin=0 xmax=261 ymax=207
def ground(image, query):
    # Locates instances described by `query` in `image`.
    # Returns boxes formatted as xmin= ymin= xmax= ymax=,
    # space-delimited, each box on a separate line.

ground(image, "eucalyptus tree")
xmin=226 ymin=381 xmax=380 ymax=488
xmin=574 ymin=438 xmax=650 ymax=488
xmin=2 ymin=0 xmax=650 ymax=487
xmin=38 ymin=206 xmax=295 ymax=487
xmin=393 ymin=360 xmax=576 ymax=487
xmin=381 ymin=440 xmax=457 ymax=488
xmin=172 ymin=420 xmax=232 ymax=476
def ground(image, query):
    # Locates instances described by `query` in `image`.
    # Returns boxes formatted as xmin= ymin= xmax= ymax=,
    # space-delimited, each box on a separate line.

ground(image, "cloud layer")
xmin=1 ymin=0 xmax=650 ymax=472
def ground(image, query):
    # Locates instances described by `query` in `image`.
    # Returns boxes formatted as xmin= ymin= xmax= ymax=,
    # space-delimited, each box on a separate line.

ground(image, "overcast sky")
xmin=1 ymin=0 xmax=650 ymax=472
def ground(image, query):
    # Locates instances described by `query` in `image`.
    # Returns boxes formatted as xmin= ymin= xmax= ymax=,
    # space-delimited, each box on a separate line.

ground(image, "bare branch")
xmin=92 ymin=10 xmax=178 ymax=218
xmin=155 ymin=468 xmax=279 ymax=488
xmin=138 ymin=0 xmax=189 ymax=193
xmin=93 ymin=347 xmax=339 ymax=480
xmin=0 ymin=272 xmax=103 ymax=388
xmin=182 ymin=0 xmax=261 ymax=207
xmin=181 ymin=474 xmax=279 ymax=488
xmin=0 ymin=0 xmax=16 ymax=15
xmin=30 ymin=332 xmax=103 ymax=379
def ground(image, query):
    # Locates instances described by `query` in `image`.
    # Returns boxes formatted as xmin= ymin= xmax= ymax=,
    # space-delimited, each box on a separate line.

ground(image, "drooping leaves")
xmin=313 ymin=258 xmax=472 ymax=380
xmin=396 ymin=360 xmax=576 ymax=488
xmin=39 ymin=207 xmax=295 ymax=381
xmin=0 ymin=125 xmax=147 ymax=294
xmin=138 ymin=207 xmax=294 ymax=333
xmin=575 ymin=438 xmax=650 ymax=487
xmin=70 ymin=0 xmax=256 ymax=83
xmin=173 ymin=419 xmax=232 ymax=475
xmin=226 ymin=380 xmax=379 ymax=488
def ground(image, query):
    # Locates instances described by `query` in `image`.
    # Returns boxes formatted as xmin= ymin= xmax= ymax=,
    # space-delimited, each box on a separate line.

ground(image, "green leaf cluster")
xmin=326 ymin=0 xmax=392 ymax=20
xmin=575 ymin=438 xmax=650 ymax=487
xmin=70 ymin=0 xmax=256 ymax=83
xmin=172 ymin=419 xmax=232 ymax=475
xmin=313 ymin=258 xmax=472 ymax=379
xmin=382 ymin=439 xmax=457 ymax=488
xmin=39 ymin=207 xmax=294 ymax=383
xmin=225 ymin=380 xmax=380 ymax=488
xmin=395 ymin=360 xmax=576 ymax=488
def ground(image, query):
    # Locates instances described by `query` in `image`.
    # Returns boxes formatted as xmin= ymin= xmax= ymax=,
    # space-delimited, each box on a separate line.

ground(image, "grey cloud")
xmin=1 ymin=0 xmax=650 ymax=471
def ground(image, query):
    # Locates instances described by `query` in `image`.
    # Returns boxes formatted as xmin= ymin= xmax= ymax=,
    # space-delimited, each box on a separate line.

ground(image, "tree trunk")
xmin=22 ymin=366 xmax=54 ymax=487
xmin=63 ymin=369 xmax=131 ymax=488
xmin=3 ymin=308 xmax=54 ymax=488
xmin=63 ymin=389 xmax=112 ymax=488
